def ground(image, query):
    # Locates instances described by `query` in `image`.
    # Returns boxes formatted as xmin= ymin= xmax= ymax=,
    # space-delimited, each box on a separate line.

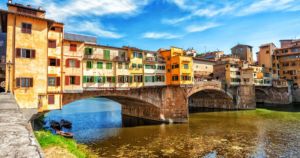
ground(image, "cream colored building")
xmin=193 ymin=58 xmax=215 ymax=82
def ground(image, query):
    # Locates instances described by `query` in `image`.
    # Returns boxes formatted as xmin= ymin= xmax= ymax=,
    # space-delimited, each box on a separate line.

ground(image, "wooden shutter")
xmin=76 ymin=60 xmax=80 ymax=68
xmin=16 ymin=48 xmax=21 ymax=58
xmin=48 ymin=95 xmax=55 ymax=105
xmin=75 ymin=76 xmax=80 ymax=85
xmin=56 ymin=59 xmax=60 ymax=67
xmin=31 ymin=50 xmax=36 ymax=58
xmin=65 ymin=76 xmax=70 ymax=85
xmin=27 ymin=24 xmax=32 ymax=34
xmin=66 ymin=59 xmax=69 ymax=67
xmin=29 ymin=78 xmax=33 ymax=87
xmin=16 ymin=78 xmax=20 ymax=87
xmin=56 ymin=77 xmax=60 ymax=86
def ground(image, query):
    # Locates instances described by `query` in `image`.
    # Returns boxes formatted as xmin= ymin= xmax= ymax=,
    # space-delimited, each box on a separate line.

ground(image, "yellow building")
xmin=159 ymin=47 xmax=193 ymax=85
xmin=124 ymin=47 xmax=144 ymax=88
xmin=3 ymin=2 xmax=64 ymax=111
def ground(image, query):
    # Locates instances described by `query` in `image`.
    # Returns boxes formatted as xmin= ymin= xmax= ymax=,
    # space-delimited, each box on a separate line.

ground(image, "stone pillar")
xmin=236 ymin=85 xmax=256 ymax=109
xmin=160 ymin=86 xmax=188 ymax=123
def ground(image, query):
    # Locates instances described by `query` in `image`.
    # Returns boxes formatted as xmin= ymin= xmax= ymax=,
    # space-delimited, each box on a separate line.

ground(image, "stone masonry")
xmin=0 ymin=93 xmax=43 ymax=158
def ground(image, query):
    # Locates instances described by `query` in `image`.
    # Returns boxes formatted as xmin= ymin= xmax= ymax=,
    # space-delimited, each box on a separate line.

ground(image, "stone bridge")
xmin=62 ymin=81 xmax=264 ymax=123
xmin=255 ymin=86 xmax=292 ymax=105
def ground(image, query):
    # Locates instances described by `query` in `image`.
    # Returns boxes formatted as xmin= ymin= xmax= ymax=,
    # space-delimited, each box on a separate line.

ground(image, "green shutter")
xmin=129 ymin=76 xmax=133 ymax=83
xmin=104 ymin=50 xmax=110 ymax=60
xmin=83 ymin=76 xmax=87 ymax=83
xmin=112 ymin=76 xmax=116 ymax=83
xmin=102 ymin=76 xmax=106 ymax=83
xmin=97 ymin=62 xmax=103 ymax=69
xmin=154 ymin=76 xmax=157 ymax=82
xmin=94 ymin=76 xmax=98 ymax=83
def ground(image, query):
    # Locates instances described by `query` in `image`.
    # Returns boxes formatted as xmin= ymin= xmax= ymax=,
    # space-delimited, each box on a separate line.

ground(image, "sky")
xmin=2 ymin=0 xmax=300 ymax=59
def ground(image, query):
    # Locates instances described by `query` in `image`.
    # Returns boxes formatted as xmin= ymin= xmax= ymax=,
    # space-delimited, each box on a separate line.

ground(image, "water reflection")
xmin=44 ymin=98 xmax=122 ymax=143
xmin=42 ymin=98 xmax=300 ymax=157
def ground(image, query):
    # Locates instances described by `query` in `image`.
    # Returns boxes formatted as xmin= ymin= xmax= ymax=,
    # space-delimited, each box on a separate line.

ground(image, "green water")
xmin=88 ymin=109 xmax=300 ymax=157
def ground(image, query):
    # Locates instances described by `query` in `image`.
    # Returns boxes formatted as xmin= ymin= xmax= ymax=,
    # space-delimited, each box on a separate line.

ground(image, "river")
xmin=41 ymin=98 xmax=300 ymax=157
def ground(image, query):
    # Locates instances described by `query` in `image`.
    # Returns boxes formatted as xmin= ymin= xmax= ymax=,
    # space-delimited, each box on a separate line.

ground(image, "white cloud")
xmin=238 ymin=0 xmax=297 ymax=16
xmin=142 ymin=32 xmax=181 ymax=39
xmin=186 ymin=23 xmax=220 ymax=33
xmin=67 ymin=21 xmax=123 ymax=39
xmin=45 ymin=0 xmax=149 ymax=21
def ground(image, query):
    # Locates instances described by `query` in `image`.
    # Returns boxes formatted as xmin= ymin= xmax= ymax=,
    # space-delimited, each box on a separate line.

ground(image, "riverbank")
xmin=34 ymin=131 xmax=96 ymax=158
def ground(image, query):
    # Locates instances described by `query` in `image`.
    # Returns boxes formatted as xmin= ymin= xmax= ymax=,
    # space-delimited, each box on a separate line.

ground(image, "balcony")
xmin=113 ymin=56 xmax=130 ymax=62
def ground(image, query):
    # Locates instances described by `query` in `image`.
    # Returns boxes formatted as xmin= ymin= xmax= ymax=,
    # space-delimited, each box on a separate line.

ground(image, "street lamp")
xmin=6 ymin=60 xmax=12 ymax=93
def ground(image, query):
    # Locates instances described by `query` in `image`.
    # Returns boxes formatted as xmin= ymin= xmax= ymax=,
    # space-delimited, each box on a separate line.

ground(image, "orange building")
xmin=159 ymin=47 xmax=193 ymax=85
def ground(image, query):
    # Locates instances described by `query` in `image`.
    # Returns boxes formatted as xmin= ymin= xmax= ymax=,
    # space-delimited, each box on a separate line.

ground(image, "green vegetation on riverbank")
xmin=34 ymin=131 xmax=95 ymax=158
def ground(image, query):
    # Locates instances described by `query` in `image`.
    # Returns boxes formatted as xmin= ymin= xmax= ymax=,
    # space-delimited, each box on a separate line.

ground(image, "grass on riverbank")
xmin=34 ymin=131 xmax=96 ymax=158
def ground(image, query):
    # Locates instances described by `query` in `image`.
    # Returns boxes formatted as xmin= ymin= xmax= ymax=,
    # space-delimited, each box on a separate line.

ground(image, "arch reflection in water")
xmin=44 ymin=98 xmax=122 ymax=143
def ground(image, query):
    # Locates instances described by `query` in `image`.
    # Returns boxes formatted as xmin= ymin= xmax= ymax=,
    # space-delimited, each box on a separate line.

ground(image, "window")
xmin=157 ymin=75 xmax=165 ymax=82
xmin=67 ymin=59 xmax=80 ymax=68
xmin=145 ymin=65 xmax=156 ymax=69
xmin=104 ymin=50 xmax=110 ymax=60
xmin=16 ymin=78 xmax=33 ymax=88
xmin=172 ymin=75 xmax=179 ymax=81
xmin=21 ymin=23 xmax=32 ymax=34
xmin=118 ymin=62 xmax=123 ymax=69
xmin=106 ymin=76 xmax=115 ymax=83
xmin=118 ymin=75 xmax=129 ymax=83
xmin=86 ymin=61 xmax=93 ymax=69
xmin=125 ymin=63 xmax=129 ymax=69
xmin=181 ymin=75 xmax=191 ymax=81
xmin=48 ymin=77 xmax=60 ymax=86
xmin=106 ymin=63 xmax=112 ymax=69
xmin=16 ymin=48 xmax=35 ymax=59
xmin=133 ymin=52 xmax=143 ymax=58
xmin=94 ymin=76 xmax=105 ymax=83
xmin=50 ymin=27 xmax=63 ymax=32
xmin=266 ymin=50 xmax=270 ymax=54
xmin=134 ymin=75 xmax=143 ymax=82
xmin=85 ymin=48 xmax=93 ymax=55
xmin=132 ymin=63 xmax=137 ymax=68
xmin=65 ymin=76 xmax=80 ymax=85
xmin=157 ymin=65 xmax=165 ymax=70
xmin=83 ymin=76 xmax=94 ymax=83
xmin=49 ymin=58 xmax=60 ymax=66
xmin=48 ymin=95 xmax=55 ymax=105
xmin=97 ymin=62 xmax=103 ymax=69
xmin=172 ymin=64 xmax=179 ymax=69
xmin=48 ymin=40 xmax=56 ymax=48
xmin=138 ymin=64 xmax=143 ymax=68
xmin=70 ymin=44 xmax=77 ymax=51
xmin=183 ymin=64 xmax=189 ymax=69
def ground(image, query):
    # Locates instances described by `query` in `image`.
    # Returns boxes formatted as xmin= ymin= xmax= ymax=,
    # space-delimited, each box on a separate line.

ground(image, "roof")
xmin=259 ymin=43 xmax=276 ymax=48
xmin=85 ymin=43 xmax=127 ymax=51
xmin=64 ymin=33 xmax=97 ymax=44
xmin=0 ymin=9 xmax=63 ymax=25
xmin=231 ymin=44 xmax=253 ymax=49
xmin=193 ymin=57 xmax=216 ymax=63
xmin=7 ymin=3 xmax=46 ymax=13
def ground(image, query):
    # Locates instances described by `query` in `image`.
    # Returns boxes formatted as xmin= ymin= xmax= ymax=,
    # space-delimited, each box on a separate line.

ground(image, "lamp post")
xmin=6 ymin=60 xmax=12 ymax=93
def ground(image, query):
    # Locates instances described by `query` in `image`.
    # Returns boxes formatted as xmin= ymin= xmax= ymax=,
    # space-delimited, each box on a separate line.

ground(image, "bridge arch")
xmin=187 ymin=81 xmax=235 ymax=111
xmin=255 ymin=88 xmax=270 ymax=104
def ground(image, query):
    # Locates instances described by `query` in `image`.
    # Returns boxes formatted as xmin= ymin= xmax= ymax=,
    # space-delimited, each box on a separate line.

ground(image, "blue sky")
xmin=2 ymin=0 xmax=300 ymax=59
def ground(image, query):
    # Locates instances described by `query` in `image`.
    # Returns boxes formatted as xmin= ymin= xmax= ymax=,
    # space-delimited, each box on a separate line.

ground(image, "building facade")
xmin=273 ymin=39 xmax=300 ymax=87
xmin=193 ymin=58 xmax=215 ymax=82
xmin=231 ymin=44 xmax=253 ymax=64
xmin=159 ymin=47 xmax=193 ymax=86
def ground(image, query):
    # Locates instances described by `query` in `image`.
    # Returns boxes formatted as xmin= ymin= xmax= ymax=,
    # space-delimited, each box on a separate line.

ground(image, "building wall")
xmin=232 ymin=45 xmax=253 ymax=64
xmin=128 ymin=48 xmax=144 ymax=88
xmin=193 ymin=59 xmax=214 ymax=81
xmin=258 ymin=44 xmax=276 ymax=70
xmin=63 ymin=40 xmax=83 ymax=93
xmin=6 ymin=14 xmax=49 ymax=109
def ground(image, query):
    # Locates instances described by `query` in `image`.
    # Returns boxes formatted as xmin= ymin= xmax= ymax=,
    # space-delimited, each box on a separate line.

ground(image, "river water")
xmin=42 ymin=98 xmax=300 ymax=157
